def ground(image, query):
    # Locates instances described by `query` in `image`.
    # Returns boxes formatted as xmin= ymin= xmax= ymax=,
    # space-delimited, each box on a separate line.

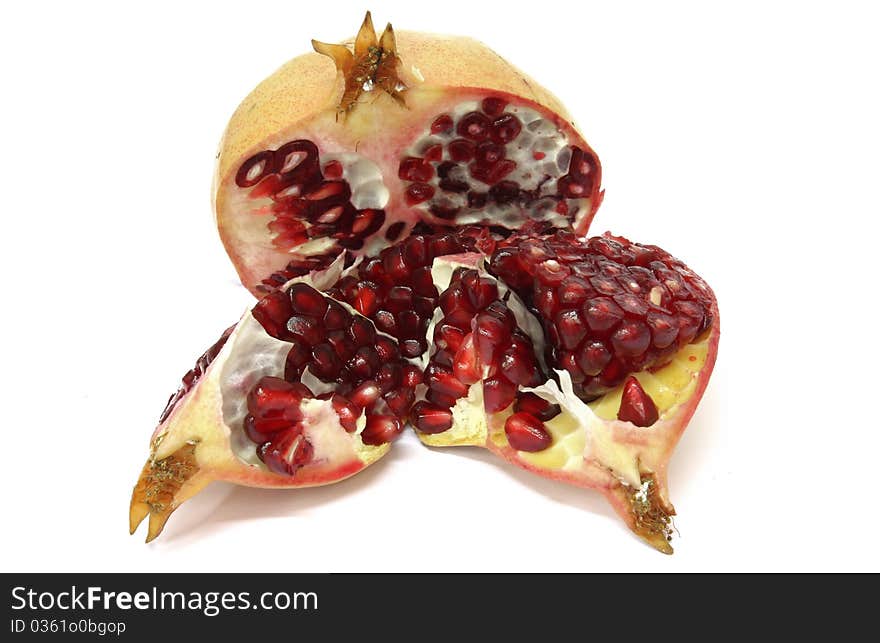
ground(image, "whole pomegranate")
xmin=131 ymin=14 xmax=718 ymax=554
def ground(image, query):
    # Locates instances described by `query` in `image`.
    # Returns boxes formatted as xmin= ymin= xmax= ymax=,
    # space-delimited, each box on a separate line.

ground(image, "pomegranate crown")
xmin=312 ymin=11 xmax=407 ymax=112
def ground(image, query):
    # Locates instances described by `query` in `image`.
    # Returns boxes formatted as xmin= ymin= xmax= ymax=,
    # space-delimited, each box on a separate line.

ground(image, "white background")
xmin=1 ymin=0 xmax=878 ymax=572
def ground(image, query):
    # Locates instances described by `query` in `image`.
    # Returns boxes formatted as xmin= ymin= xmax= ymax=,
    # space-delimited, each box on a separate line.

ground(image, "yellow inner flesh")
xmin=513 ymin=335 xmax=710 ymax=470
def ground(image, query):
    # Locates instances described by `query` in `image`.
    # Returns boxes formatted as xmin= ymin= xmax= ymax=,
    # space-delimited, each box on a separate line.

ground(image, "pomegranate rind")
xmin=130 ymin=308 xmax=391 ymax=543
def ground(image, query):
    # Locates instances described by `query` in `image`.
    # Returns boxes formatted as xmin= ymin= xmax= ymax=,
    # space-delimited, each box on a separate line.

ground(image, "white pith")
xmin=403 ymin=100 xmax=587 ymax=230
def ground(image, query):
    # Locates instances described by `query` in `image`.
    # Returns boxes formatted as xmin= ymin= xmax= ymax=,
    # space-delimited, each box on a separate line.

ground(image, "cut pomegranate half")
xmin=212 ymin=13 xmax=602 ymax=296
xmin=130 ymin=266 xmax=410 ymax=542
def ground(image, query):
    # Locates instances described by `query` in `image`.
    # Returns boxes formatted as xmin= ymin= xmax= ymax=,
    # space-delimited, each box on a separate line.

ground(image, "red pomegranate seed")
xmin=483 ymin=376 xmax=516 ymax=413
xmin=373 ymin=310 xmax=397 ymax=335
xmin=481 ymin=97 xmax=508 ymax=116
xmin=361 ymin=415 xmax=403 ymax=446
xmin=247 ymin=377 xmax=305 ymax=416
xmin=617 ymin=377 xmax=659 ymax=427
xmin=422 ymin=143 xmax=444 ymax=162
xmin=611 ymin=319 xmax=651 ymax=357
xmin=474 ymin=141 xmax=506 ymax=166
xmin=350 ymin=380 xmax=381 ymax=410
xmin=399 ymin=157 xmax=435 ymax=182
xmin=469 ymin=159 xmax=516 ymax=185
xmin=474 ymin=311 xmax=512 ymax=365
xmin=326 ymin=330 xmax=355 ymax=360
xmin=431 ymin=114 xmax=454 ymax=134
xmin=555 ymin=308 xmax=587 ymax=350
xmin=405 ymin=182 xmax=435 ymax=205
xmin=504 ymin=412 xmax=552 ymax=452
xmin=452 ymin=333 xmax=480 ymax=385
xmin=401 ymin=339 xmax=425 ymax=358
xmin=457 ymin=112 xmax=492 ymax=141
xmin=576 ymin=340 xmax=612 ymax=376
xmin=426 ymin=389 xmax=458 ymax=409
xmin=499 ymin=337 xmax=541 ymax=387
xmin=384 ymin=387 xmax=415 ymax=417
xmin=375 ymin=336 xmax=400 ymax=362
xmin=331 ymin=394 xmax=360 ymax=432
xmin=448 ymin=139 xmax=476 ymax=162
xmin=402 ymin=365 xmax=424 ymax=388
xmin=647 ymin=311 xmax=679 ymax=349
xmin=583 ymin=297 xmax=624 ymax=334
xmin=412 ymin=401 xmax=454 ymax=434
xmin=426 ymin=363 xmax=469 ymax=399
xmin=259 ymin=431 xmax=314 ymax=476
xmin=490 ymin=113 xmax=522 ymax=144
xmin=353 ymin=282 xmax=380 ymax=317
xmin=514 ymin=393 xmax=561 ymax=422
xmin=285 ymin=339 xmax=310 ymax=379
xmin=252 ymin=290 xmax=294 ymax=339
xmin=322 ymin=160 xmax=343 ymax=179
xmin=287 ymin=314 xmax=323 ymax=345
xmin=310 ymin=343 xmax=342 ymax=381
xmin=289 ymin=283 xmax=328 ymax=317
xmin=348 ymin=317 xmax=376 ymax=346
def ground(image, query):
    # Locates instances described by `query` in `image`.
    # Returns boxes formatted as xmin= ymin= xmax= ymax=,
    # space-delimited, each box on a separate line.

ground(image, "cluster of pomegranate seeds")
xmin=235 ymin=139 xmax=386 ymax=253
xmin=158 ymin=325 xmax=235 ymax=423
xmin=245 ymin=377 xmax=315 ymax=475
xmin=411 ymin=268 xmax=547 ymax=441
xmin=400 ymin=96 xmax=599 ymax=229
xmin=248 ymin=282 xmax=417 ymax=467
xmin=256 ymin=252 xmax=345 ymax=294
xmin=324 ymin=227 xmax=497 ymax=358
xmin=490 ymin=231 xmax=714 ymax=400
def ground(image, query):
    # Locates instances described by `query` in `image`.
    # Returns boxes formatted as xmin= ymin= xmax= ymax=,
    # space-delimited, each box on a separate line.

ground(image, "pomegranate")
xmin=130 ymin=264 xmax=413 ymax=542
xmin=411 ymin=233 xmax=718 ymax=553
xmin=213 ymin=12 xmax=602 ymax=296
xmin=131 ymin=15 xmax=719 ymax=553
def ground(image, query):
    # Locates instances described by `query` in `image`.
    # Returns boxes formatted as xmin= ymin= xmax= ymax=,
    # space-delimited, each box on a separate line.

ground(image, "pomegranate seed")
xmin=435 ymin=323 xmax=466 ymax=353
xmin=433 ymin=348 xmax=454 ymax=368
xmin=348 ymin=317 xmax=376 ymax=346
xmin=387 ymin=286 xmax=414 ymax=312
xmin=310 ymin=343 xmax=342 ymax=381
xmin=647 ymin=311 xmax=679 ymax=349
xmin=353 ymin=282 xmax=380 ymax=317
xmin=384 ymin=387 xmax=415 ymax=417
xmin=481 ymin=97 xmax=508 ymax=116
xmin=500 ymin=337 xmax=541 ymax=387
xmin=375 ymin=336 xmax=400 ymax=362
xmin=411 ymin=267 xmax=437 ymax=297
xmin=617 ymin=377 xmax=659 ymax=427
xmin=426 ymin=389 xmax=458 ymax=409
xmin=285 ymin=339 xmax=310 ymax=379
xmin=412 ymin=401 xmax=454 ymax=434
xmin=289 ymin=283 xmax=328 ymax=317
xmin=490 ymin=113 xmax=522 ymax=144
xmin=332 ymin=394 xmax=360 ymax=432
xmin=463 ymin=274 xmax=499 ymax=310
xmin=483 ymin=376 xmax=516 ymax=413
xmin=583 ymin=297 xmax=624 ymax=334
xmin=514 ymin=393 xmax=561 ymax=422
xmin=505 ymin=413 xmax=552 ymax=452
xmin=576 ymin=340 xmax=612 ymax=376
xmin=247 ymin=377 xmax=304 ymax=416
xmin=361 ymin=415 xmax=403 ymax=446
xmin=448 ymin=139 xmax=476 ymax=162
xmin=611 ymin=320 xmax=651 ymax=357
xmin=348 ymin=346 xmax=380 ymax=379
xmin=452 ymin=333 xmax=480 ymax=385
xmin=553 ymin=308 xmax=586 ymax=351
xmin=376 ymin=363 xmax=402 ymax=393
xmin=402 ymin=365 xmax=424 ymax=388
xmin=431 ymin=114 xmax=454 ymax=134
xmin=326 ymin=330 xmax=355 ymax=361
xmin=374 ymin=310 xmax=397 ymax=334
xmin=259 ymin=431 xmax=314 ymax=476
xmin=426 ymin=363 xmax=469 ymax=399
xmin=385 ymin=221 xmax=406 ymax=242
xmin=399 ymin=157 xmax=435 ymax=182
xmin=470 ymin=159 xmax=516 ymax=185
xmin=474 ymin=141 xmax=506 ymax=166
xmin=252 ymin=290 xmax=294 ymax=339
xmin=457 ymin=111 xmax=492 ymax=141
xmin=422 ymin=143 xmax=444 ymax=162
xmin=401 ymin=235 xmax=428 ymax=267
xmin=287 ymin=314 xmax=323 ymax=345
xmin=236 ymin=151 xmax=274 ymax=187
xmin=350 ymin=380 xmax=382 ymax=410
xmin=401 ymin=339 xmax=426 ymax=358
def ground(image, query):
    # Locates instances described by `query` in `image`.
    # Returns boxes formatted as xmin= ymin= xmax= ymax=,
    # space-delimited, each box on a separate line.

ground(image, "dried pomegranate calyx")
xmin=312 ymin=11 xmax=406 ymax=112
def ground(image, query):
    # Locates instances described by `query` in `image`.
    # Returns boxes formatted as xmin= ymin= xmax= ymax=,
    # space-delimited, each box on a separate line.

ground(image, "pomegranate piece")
xmin=214 ymin=13 xmax=602 ymax=296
